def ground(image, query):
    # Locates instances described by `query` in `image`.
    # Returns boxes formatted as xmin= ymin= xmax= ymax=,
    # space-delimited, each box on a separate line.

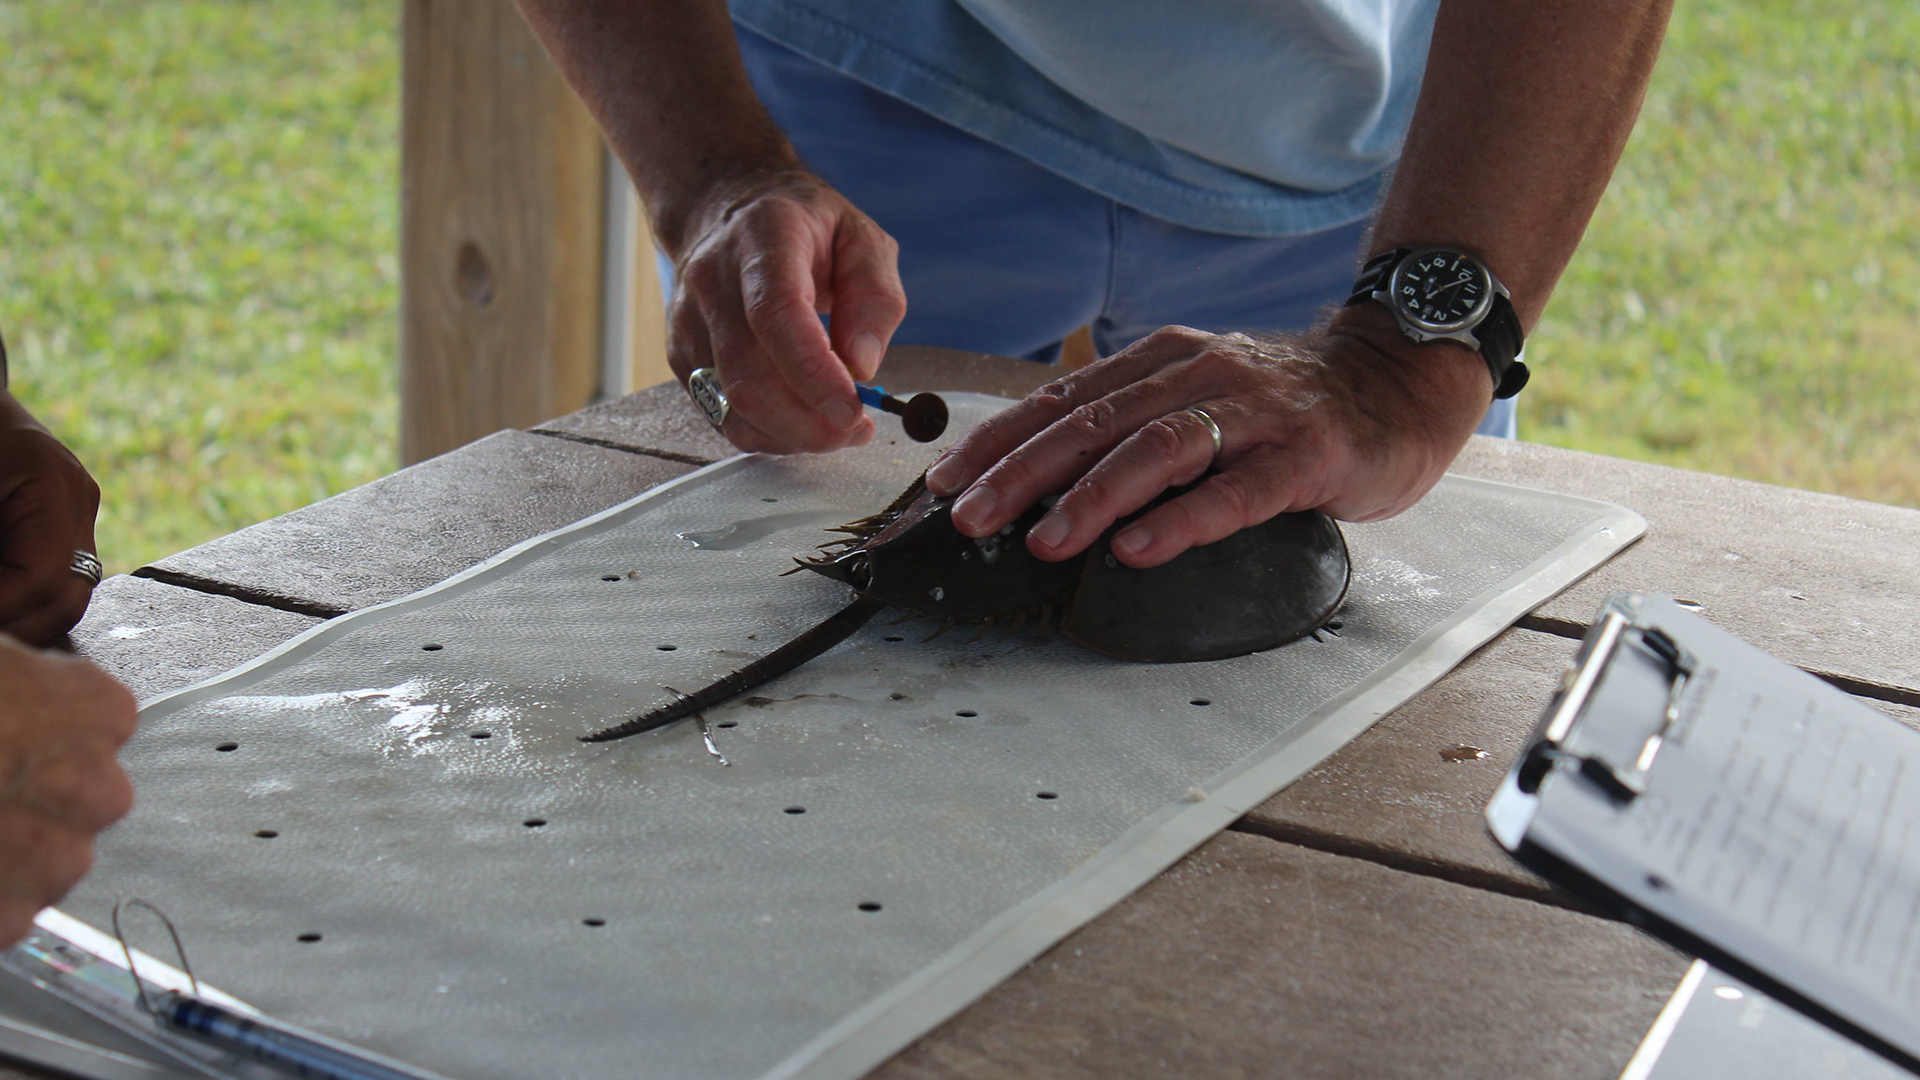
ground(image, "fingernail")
xmin=925 ymin=453 xmax=965 ymax=494
xmin=951 ymin=485 xmax=997 ymax=532
xmin=822 ymin=397 xmax=860 ymax=429
xmin=849 ymin=331 xmax=884 ymax=377
xmin=1028 ymin=511 xmax=1072 ymax=551
xmin=1112 ymin=524 xmax=1152 ymax=560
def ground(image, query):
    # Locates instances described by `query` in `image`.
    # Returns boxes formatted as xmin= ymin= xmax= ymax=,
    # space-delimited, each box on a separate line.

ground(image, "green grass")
xmin=1532 ymin=1 xmax=1920 ymax=501
xmin=0 ymin=0 xmax=398 ymax=575
xmin=0 ymin=1 xmax=1914 ymax=579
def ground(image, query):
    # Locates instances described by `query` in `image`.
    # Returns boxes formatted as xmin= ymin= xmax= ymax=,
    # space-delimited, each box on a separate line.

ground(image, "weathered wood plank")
xmin=878 ymin=830 xmax=1687 ymax=1080
xmin=1240 ymin=624 xmax=1920 ymax=903
xmin=1244 ymin=627 xmax=1574 ymax=903
xmin=71 ymin=576 xmax=320 ymax=701
xmin=141 ymin=430 xmax=693 ymax=614
xmin=400 ymin=0 xmax=605 ymax=464
xmin=1451 ymin=437 xmax=1920 ymax=702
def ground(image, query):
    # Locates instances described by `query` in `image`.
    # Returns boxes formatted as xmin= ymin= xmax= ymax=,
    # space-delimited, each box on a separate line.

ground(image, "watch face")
xmin=1390 ymin=249 xmax=1493 ymax=333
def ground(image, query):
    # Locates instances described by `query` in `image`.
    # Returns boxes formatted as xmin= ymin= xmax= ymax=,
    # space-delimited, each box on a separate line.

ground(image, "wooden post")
xmin=401 ymin=0 xmax=667 ymax=465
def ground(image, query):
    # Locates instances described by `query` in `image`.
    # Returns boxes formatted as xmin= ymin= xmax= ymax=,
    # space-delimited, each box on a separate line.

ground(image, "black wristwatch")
xmin=1346 ymin=245 xmax=1529 ymax=399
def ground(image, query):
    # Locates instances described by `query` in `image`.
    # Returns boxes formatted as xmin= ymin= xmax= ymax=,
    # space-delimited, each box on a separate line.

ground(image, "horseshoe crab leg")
xmin=581 ymin=596 xmax=886 ymax=743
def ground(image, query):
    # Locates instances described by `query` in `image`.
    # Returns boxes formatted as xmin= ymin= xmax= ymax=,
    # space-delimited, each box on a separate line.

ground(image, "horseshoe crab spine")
xmin=580 ymin=596 xmax=885 ymax=743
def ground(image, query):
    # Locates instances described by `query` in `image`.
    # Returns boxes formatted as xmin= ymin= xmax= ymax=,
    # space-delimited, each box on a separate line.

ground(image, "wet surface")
xmin=677 ymin=509 xmax=841 ymax=551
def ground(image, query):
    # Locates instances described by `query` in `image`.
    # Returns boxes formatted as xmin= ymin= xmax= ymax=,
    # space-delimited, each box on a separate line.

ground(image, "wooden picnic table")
xmin=21 ymin=345 xmax=1920 ymax=1079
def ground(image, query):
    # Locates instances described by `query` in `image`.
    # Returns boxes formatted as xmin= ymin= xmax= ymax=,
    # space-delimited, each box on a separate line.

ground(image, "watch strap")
xmin=1477 ymin=294 xmax=1529 ymax=399
xmin=1345 ymin=247 xmax=1405 ymax=307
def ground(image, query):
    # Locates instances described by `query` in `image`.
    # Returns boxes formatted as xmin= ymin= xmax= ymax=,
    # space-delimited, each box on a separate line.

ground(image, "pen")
xmin=157 ymin=991 xmax=435 ymax=1080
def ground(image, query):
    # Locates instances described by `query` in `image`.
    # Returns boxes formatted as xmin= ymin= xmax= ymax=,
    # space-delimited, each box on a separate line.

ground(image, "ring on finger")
xmin=687 ymin=367 xmax=730 ymax=428
xmin=70 ymin=549 xmax=103 ymax=587
xmin=1182 ymin=406 xmax=1225 ymax=470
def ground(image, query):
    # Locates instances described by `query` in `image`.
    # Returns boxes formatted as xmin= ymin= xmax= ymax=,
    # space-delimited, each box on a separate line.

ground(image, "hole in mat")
xmin=717 ymin=721 xmax=738 ymax=729
xmin=469 ymin=731 xmax=492 ymax=740
xmin=582 ymin=918 xmax=606 ymax=928
xmin=421 ymin=643 xmax=443 ymax=652
xmin=784 ymin=806 xmax=806 ymax=815
xmin=1035 ymin=792 xmax=1058 ymax=800
xmin=1190 ymin=698 xmax=1212 ymax=707
xmin=656 ymin=644 xmax=678 ymax=651
xmin=296 ymin=933 xmax=323 ymax=943
xmin=600 ymin=575 xmax=622 ymax=583
xmin=215 ymin=742 xmax=239 ymax=753
xmin=955 ymin=710 xmax=978 ymax=718
xmin=857 ymin=902 xmax=883 ymax=913
xmin=253 ymin=830 xmax=279 ymax=839
xmin=524 ymin=819 xmax=547 ymax=829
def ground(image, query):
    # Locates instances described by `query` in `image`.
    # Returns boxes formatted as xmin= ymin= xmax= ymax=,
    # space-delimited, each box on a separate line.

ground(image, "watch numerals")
xmin=1376 ymin=247 xmax=1500 ymax=335
xmin=1389 ymin=250 xmax=1491 ymax=330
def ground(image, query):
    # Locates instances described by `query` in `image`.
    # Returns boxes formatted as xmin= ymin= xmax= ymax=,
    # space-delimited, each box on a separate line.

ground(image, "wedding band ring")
xmin=687 ymin=368 xmax=729 ymax=428
xmin=70 ymin=550 xmax=103 ymax=587
xmin=1184 ymin=406 xmax=1224 ymax=469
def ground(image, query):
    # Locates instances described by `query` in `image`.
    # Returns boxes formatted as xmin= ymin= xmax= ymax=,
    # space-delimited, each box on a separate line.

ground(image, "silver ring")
xmin=70 ymin=550 xmax=103 ymax=587
xmin=1183 ymin=406 xmax=1224 ymax=469
xmin=687 ymin=368 xmax=729 ymax=428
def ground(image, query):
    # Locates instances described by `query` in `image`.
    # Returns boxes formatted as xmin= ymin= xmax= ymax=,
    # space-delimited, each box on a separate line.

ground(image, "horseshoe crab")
xmin=582 ymin=475 xmax=1350 ymax=742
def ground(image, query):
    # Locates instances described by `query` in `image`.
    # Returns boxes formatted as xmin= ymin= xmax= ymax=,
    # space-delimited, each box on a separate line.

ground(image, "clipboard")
xmin=1487 ymin=592 xmax=1920 ymax=1076
xmin=0 ymin=909 xmax=449 ymax=1080
xmin=1620 ymin=960 xmax=1909 ymax=1080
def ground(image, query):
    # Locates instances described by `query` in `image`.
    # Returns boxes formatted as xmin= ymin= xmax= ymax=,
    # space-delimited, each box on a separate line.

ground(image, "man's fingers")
xmin=17 ymin=744 xmax=135 ymax=830
xmin=0 ymin=644 xmax=135 ymax=949
xmin=947 ymin=356 xmax=1235 ymax=539
xmin=1107 ymin=454 xmax=1305 ymax=568
xmin=741 ymin=232 xmax=864 ymax=435
xmin=926 ymin=327 xmax=1222 ymax=501
xmin=826 ymin=222 xmax=906 ymax=383
xmin=1019 ymin=406 xmax=1229 ymax=561
xmin=678 ymin=269 xmax=867 ymax=454
xmin=0 ymin=580 xmax=90 ymax=647
xmin=0 ymin=445 xmax=96 ymax=642
xmin=0 ymin=811 xmax=97 ymax=933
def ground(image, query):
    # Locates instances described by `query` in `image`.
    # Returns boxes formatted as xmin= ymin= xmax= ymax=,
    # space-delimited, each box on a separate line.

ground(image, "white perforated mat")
xmin=62 ymin=395 xmax=1642 ymax=1080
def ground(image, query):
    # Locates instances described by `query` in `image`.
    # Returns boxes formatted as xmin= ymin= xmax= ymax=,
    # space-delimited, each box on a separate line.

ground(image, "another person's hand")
xmin=923 ymin=308 xmax=1493 ymax=569
xmin=0 ymin=635 xmax=136 ymax=946
xmin=667 ymin=166 xmax=907 ymax=455
xmin=0 ymin=391 xmax=102 ymax=644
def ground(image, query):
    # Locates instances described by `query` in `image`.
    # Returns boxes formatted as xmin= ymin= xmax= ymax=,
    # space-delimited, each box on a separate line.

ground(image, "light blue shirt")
xmin=729 ymin=0 xmax=1440 ymax=237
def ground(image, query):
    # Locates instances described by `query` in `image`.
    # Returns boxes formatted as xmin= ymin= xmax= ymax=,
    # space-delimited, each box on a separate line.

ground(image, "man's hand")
xmin=513 ymin=0 xmax=908 ymax=455
xmin=0 ymin=392 xmax=102 ymax=644
xmin=0 ymin=636 xmax=136 ymax=946
xmin=923 ymin=308 xmax=1492 ymax=569
xmin=666 ymin=167 xmax=907 ymax=454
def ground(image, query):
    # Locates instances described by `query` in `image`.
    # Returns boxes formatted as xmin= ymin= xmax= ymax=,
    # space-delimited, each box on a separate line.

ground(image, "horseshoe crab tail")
xmin=581 ymin=596 xmax=887 ymax=743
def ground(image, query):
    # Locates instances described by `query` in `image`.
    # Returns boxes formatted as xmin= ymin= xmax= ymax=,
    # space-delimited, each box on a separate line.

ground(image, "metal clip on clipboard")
xmin=1516 ymin=606 xmax=1698 ymax=803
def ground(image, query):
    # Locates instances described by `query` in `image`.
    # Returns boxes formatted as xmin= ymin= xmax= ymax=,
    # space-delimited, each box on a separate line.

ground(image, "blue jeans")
xmin=711 ymin=24 xmax=1516 ymax=438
